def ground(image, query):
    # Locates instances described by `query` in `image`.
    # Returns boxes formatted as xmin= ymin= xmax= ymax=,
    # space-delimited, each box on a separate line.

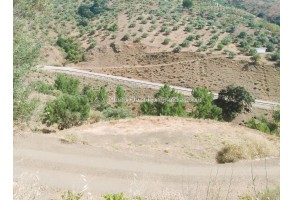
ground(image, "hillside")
xmin=230 ymin=0 xmax=280 ymax=25
xmin=14 ymin=117 xmax=280 ymax=199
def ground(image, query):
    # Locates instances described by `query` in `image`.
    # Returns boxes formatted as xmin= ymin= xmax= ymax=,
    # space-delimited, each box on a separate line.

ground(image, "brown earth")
xmin=14 ymin=116 xmax=280 ymax=200
xmin=74 ymin=45 xmax=280 ymax=102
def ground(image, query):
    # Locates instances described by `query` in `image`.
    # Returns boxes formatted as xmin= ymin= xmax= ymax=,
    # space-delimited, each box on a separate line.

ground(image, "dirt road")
xmin=14 ymin=117 xmax=280 ymax=199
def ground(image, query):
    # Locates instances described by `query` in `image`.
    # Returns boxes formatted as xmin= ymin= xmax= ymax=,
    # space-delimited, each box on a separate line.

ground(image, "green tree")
xmin=14 ymin=18 xmax=41 ymax=121
xmin=141 ymin=85 xmax=186 ymax=117
xmin=115 ymin=85 xmax=126 ymax=107
xmin=82 ymin=85 xmax=97 ymax=103
xmin=42 ymin=94 xmax=90 ymax=130
xmin=183 ymin=0 xmax=193 ymax=9
xmin=214 ymin=85 xmax=255 ymax=121
xmin=97 ymin=85 xmax=109 ymax=110
xmin=191 ymin=88 xmax=222 ymax=120
xmin=54 ymin=74 xmax=80 ymax=95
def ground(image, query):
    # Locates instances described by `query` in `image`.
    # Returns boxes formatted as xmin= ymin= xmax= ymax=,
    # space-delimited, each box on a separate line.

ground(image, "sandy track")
xmin=14 ymin=117 xmax=280 ymax=199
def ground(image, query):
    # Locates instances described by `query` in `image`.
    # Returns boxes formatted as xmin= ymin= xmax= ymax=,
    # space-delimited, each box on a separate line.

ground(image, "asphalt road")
xmin=36 ymin=66 xmax=279 ymax=110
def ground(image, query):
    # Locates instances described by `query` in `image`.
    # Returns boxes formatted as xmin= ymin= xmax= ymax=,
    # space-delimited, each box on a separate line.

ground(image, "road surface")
xmin=14 ymin=134 xmax=280 ymax=199
xmin=36 ymin=66 xmax=279 ymax=110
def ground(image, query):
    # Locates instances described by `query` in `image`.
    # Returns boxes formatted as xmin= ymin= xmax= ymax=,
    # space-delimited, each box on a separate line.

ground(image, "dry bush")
xmin=60 ymin=133 xmax=80 ymax=144
xmin=89 ymin=110 xmax=103 ymax=124
xmin=216 ymin=135 xmax=276 ymax=164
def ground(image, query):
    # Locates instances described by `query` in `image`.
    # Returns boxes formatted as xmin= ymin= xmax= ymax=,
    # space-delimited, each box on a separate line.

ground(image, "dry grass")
xmin=216 ymin=135 xmax=276 ymax=163
xmin=60 ymin=133 xmax=80 ymax=144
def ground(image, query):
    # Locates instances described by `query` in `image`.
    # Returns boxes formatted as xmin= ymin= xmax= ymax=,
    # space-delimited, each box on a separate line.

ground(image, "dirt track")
xmin=14 ymin=117 xmax=280 ymax=200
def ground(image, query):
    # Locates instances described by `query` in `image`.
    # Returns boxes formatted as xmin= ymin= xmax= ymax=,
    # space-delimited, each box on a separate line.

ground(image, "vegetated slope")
xmin=31 ymin=0 xmax=279 ymax=66
xmin=29 ymin=0 xmax=280 ymax=102
xmin=230 ymin=0 xmax=280 ymax=25
xmin=79 ymin=46 xmax=280 ymax=101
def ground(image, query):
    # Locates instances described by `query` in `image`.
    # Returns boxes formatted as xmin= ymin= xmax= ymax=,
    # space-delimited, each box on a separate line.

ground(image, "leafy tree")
xmin=115 ymin=85 xmax=126 ymax=107
xmin=191 ymin=88 xmax=222 ymax=120
xmin=214 ymin=85 xmax=255 ymax=121
xmin=54 ymin=74 xmax=80 ymax=95
xmin=42 ymin=94 xmax=90 ymax=130
xmin=238 ymin=31 xmax=247 ymax=38
xmin=183 ymin=0 xmax=193 ymax=9
xmin=97 ymin=85 xmax=109 ymax=110
xmin=141 ymin=84 xmax=186 ymax=117
xmin=82 ymin=84 xmax=97 ymax=103
xmin=78 ymin=5 xmax=95 ymax=19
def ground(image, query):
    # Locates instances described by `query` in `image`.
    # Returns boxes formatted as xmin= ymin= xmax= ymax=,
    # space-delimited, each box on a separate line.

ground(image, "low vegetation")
xmin=216 ymin=135 xmax=274 ymax=163
xmin=247 ymin=109 xmax=280 ymax=136
xmin=56 ymin=37 xmax=85 ymax=63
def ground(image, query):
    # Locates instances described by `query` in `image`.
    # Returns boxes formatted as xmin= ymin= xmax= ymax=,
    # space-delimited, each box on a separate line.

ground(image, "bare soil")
xmin=14 ymin=117 xmax=280 ymax=200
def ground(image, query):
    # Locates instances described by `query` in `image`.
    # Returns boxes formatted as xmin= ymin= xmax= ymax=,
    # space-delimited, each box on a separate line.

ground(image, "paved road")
xmin=36 ymin=66 xmax=279 ymax=110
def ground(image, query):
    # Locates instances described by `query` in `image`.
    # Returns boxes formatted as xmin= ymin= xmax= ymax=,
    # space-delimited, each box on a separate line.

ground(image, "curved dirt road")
xmin=14 ymin=116 xmax=280 ymax=200
xmin=36 ymin=66 xmax=279 ymax=110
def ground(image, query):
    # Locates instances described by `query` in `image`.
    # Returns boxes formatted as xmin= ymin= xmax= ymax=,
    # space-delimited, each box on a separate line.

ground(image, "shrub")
xmin=183 ymin=0 xmax=193 ymax=9
xmin=216 ymin=135 xmax=274 ymax=163
xmin=115 ymin=85 xmax=126 ymax=107
xmin=247 ymin=113 xmax=280 ymax=136
xmin=173 ymin=46 xmax=182 ymax=53
xmin=173 ymin=24 xmax=180 ymax=31
xmin=56 ymin=37 xmax=84 ymax=62
xmin=121 ymin=33 xmax=130 ymax=41
xmin=82 ymin=84 xmax=96 ymax=103
xmin=108 ymin=23 xmax=118 ymax=32
xmin=162 ymin=38 xmax=171 ymax=45
xmin=217 ymin=43 xmax=224 ymax=50
xmin=164 ymin=28 xmax=172 ymax=35
xmin=181 ymin=40 xmax=190 ymax=47
xmin=216 ymin=144 xmax=244 ymax=163
xmin=184 ymin=25 xmax=193 ymax=32
xmin=129 ymin=22 xmax=136 ymax=28
xmin=33 ymin=81 xmax=54 ymax=95
xmin=141 ymin=32 xmax=148 ymax=38
xmin=221 ymin=37 xmax=231 ymax=45
xmin=54 ymin=74 xmax=80 ymax=95
xmin=186 ymin=35 xmax=196 ymax=41
xmin=103 ymin=107 xmax=133 ymax=120
xmin=61 ymin=190 xmax=83 ymax=200
xmin=134 ymin=37 xmax=142 ymax=43
xmin=226 ymin=25 xmax=236 ymax=33
xmin=266 ymin=43 xmax=275 ymax=52
xmin=214 ymin=85 xmax=255 ymax=121
xmin=270 ymin=52 xmax=280 ymax=61
xmin=249 ymin=48 xmax=257 ymax=56
xmin=42 ymin=94 xmax=90 ymax=130
xmin=250 ymin=54 xmax=261 ymax=65
xmin=238 ymin=31 xmax=247 ymax=38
